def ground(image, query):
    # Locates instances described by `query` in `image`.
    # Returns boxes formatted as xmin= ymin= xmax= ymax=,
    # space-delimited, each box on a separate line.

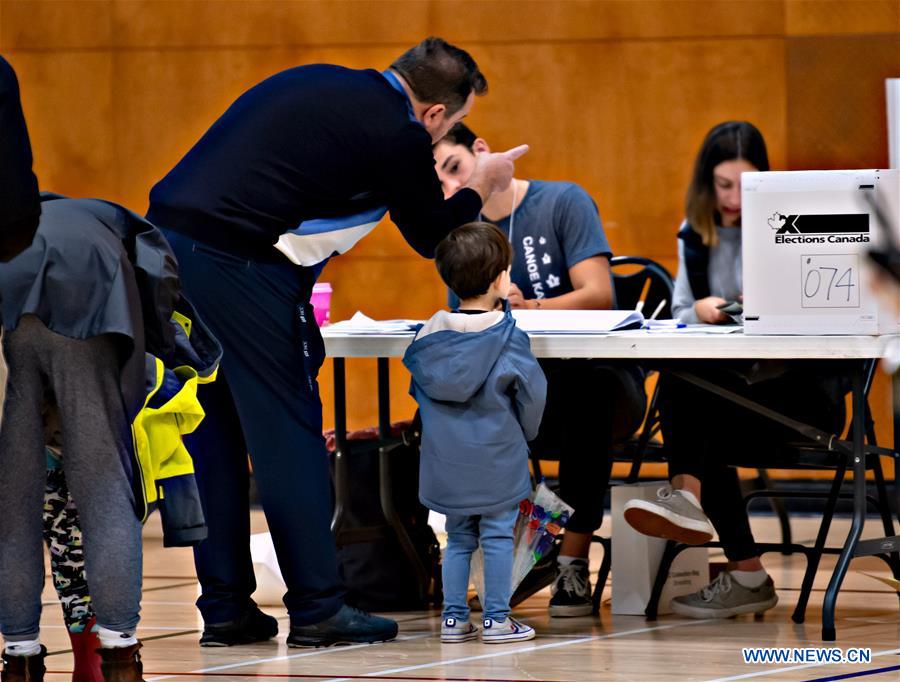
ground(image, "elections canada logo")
xmin=767 ymin=212 xmax=870 ymax=244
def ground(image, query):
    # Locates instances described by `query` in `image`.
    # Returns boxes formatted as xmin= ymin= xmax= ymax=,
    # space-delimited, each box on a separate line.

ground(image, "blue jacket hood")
xmin=403 ymin=310 xmax=513 ymax=403
xmin=402 ymin=309 xmax=547 ymax=517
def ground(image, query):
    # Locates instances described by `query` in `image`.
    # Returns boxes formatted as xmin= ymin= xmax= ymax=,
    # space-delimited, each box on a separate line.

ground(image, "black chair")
xmin=610 ymin=256 xmax=674 ymax=322
xmin=526 ymin=256 xmax=674 ymax=612
xmin=644 ymin=359 xmax=900 ymax=629
xmin=608 ymin=256 xmax=674 ymax=481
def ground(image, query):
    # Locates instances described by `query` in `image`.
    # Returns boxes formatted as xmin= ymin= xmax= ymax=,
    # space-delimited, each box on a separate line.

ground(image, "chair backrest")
xmin=611 ymin=256 xmax=675 ymax=320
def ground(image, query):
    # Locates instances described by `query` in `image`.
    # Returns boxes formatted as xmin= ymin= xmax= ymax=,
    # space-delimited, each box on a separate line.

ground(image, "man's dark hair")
xmin=391 ymin=38 xmax=488 ymax=115
xmin=435 ymin=222 xmax=512 ymax=300
xmin=439 ymin=122 xmax=478 ymax=150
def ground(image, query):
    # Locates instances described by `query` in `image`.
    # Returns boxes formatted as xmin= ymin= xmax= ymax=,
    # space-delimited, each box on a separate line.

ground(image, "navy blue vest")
xmin=677 ymin=223 xmax=711 ymax=300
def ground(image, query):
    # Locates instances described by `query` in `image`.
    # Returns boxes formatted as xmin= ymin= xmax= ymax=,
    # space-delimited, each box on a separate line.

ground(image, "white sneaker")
xmin=481 ymin=617 xmax=535 ymax=643
xmin=440 ymin=617 xmax=479 ymax=643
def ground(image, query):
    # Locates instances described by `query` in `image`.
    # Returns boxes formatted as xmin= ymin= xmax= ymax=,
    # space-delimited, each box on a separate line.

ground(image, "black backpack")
xmin=330 ymin=422 xmax=441 ymax=611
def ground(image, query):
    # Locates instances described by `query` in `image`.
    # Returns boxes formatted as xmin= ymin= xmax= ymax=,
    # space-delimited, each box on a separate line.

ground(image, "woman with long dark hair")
xmin=624 ymin=122 xmax=848 ymax=620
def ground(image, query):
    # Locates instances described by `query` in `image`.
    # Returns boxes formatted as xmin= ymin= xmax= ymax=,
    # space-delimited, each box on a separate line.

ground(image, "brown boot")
xmin=97 ymin=643 xmax=143 ymax=682
xmin=0 ymin=646 xmax=46 ymax=681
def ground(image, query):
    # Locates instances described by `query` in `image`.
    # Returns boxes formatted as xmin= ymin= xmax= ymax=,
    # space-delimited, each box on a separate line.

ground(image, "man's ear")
xmin=473 ymin=138 xmax=491 ymax=154
xmin=422 ymin=103 xmax=447 ymax=129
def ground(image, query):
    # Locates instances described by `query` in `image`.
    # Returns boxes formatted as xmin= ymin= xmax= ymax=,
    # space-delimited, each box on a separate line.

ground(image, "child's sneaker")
xmin=481 ymin=617 xmax=535 ymax=643
xmin=440 ymin=617 xmax=479 ymax=643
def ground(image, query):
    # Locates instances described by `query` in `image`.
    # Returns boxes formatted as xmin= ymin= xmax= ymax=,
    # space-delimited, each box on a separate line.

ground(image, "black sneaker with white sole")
xmin=549 ymin=559 xmax=593 ymax=617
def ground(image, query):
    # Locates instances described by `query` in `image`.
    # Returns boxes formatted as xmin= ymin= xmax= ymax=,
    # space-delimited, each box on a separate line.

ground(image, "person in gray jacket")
xmin=403 ymin=222 xmax=546 ymax=645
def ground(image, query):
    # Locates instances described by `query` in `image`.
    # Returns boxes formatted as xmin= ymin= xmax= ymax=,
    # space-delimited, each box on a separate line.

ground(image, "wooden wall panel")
xmin=615 ymin=37 xmax=787 ymax=260
xmin=430 ymin=0 xmax=784 ymax=42
xmin=1 ymin=0 xmax=897 ymax=456
xmin=111 ymin=0 xmax=430 ymax=49
xmin=0 ymin=1 xmax=114 ymax=50
xmin=6 ymin=52 xmax=117 ymax=200
xmin=786 ymin=34 xmax=900 ymax=171
xmin=785 ymin=0 xmax=900 ymax=36
xmin=449 ymin=41 xmax=626 ymax=247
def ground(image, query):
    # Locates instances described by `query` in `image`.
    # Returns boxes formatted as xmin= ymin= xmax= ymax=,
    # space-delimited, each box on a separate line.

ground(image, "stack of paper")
xmin=326 ymin=311 xmax=420 ymax=333
xmin=511 ymin=309 xmax=644 ymax=334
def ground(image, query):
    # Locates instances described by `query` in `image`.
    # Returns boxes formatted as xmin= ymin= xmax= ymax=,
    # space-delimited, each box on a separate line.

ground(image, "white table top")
xmin=322 ymin=328 xmax=900 ymax=361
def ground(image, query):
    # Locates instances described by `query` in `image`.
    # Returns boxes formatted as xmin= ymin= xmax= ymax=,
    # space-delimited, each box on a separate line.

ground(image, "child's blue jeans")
xmin=442 ymin=506 xmax=519 ymax=623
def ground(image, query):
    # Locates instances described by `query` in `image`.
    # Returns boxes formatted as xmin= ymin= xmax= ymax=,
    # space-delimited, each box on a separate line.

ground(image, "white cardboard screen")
xmin=742 ymin=169 xmax=900 ymax=335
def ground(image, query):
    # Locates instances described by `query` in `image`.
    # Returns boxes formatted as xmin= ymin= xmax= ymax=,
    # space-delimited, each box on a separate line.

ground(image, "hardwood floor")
xmin=33 ymin=513 xmax=900 ymax=682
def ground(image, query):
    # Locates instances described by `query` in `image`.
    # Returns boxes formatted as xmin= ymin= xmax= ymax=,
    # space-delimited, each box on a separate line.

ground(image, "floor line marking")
xmin=802 ymin=662 xmax=900 ymax=681
xmin=41 ymin=625 xmax=196 ymax=632
xmin=321 ymin=619 xmax=713 ymax=682
xmin=703 ymin=647 xmax=900 ymax=682
xmin=145 ymin=634 xmax=430 ymax=682
xmin=57 ymin=672 xmax=569 ymax=681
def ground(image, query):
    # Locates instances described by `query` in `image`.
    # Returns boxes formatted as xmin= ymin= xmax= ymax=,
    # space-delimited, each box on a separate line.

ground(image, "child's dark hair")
xmin=435 ymin=222 xmax=512 ymax=300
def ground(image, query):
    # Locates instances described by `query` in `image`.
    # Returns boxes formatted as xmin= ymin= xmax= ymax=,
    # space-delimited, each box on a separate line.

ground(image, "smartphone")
xmin=716 ymin=301 xmax=744 ymax=315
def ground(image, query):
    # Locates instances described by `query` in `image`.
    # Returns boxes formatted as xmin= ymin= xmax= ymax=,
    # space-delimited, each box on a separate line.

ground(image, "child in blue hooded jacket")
xmin=403 ymin=222 xmax=547 ymax=644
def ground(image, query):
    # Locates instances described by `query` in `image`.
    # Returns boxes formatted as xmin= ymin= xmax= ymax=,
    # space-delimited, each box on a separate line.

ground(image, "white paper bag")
xmin=611 ymin=482 xmax=709 ymax=615
xmin=250 ymin=532 xmax=286 ymax=607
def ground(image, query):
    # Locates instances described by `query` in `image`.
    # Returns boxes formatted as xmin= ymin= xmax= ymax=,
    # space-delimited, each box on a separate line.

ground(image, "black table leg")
xmin=375 ymin=358 xmax=431 ymax=601
xmin=821 ymin=367 xmax=867 ymax=641
xmin=894 ymin=372 xmax=900 ymax=524
xmin=330 ymin=357 xmax=349 ymax=533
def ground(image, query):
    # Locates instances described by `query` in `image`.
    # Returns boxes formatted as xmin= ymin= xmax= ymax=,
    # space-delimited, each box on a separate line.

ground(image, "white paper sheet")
xmin=326 ymin=311 xmax=421 ymax=333
xmin=512 ymin=309 xmax=644 ymax=333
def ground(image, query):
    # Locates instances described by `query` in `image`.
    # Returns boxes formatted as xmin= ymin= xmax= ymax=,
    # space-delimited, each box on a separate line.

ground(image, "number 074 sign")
xmin=742 ymin=169 xmax=900 ymax=335
xmin=801 ymin=254 xmax=859 ymax=309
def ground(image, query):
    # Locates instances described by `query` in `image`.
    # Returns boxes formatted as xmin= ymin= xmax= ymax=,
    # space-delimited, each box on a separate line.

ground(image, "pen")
xmin=635 ymin=279 xmax=651 ymax=313
xmin=649 ymin=298 xmax=667 ymax=320
xmin=643 ymin=321 xmax=687 ymax=329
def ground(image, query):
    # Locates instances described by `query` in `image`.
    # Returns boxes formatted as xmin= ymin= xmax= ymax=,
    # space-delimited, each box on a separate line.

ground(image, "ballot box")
xmin=742 ymin=169 xmax=900 ymax=335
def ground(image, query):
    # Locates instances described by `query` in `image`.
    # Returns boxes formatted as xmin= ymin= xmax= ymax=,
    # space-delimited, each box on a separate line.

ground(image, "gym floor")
xmin=36 ymin=513 xmax=900 ymax=682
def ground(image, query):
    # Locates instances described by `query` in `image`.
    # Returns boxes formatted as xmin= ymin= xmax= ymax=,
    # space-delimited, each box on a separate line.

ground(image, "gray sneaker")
xmin=671 ymin=571 xmax=778 ymax=619
xmin=623 ymin=487 xmax=715 ymax=545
